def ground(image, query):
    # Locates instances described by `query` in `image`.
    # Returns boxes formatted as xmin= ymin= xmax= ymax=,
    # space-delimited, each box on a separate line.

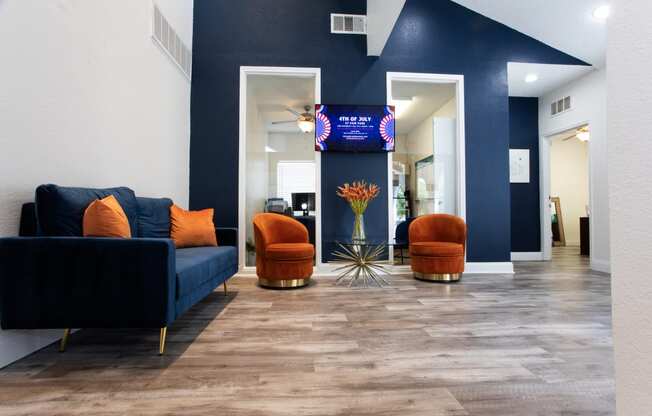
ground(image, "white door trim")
xmin=238 ymin=66 xmax=322 ymax=270
xmin=385 ymin=72 xmax=467 ymax=260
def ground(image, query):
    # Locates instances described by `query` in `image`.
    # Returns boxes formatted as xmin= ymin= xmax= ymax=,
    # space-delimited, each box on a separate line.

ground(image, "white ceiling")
xmin=248 ymin=75 xmax=314 ymax=133
xmin=508 ymin=62 xmax=595 ymax=97
xmin=366 ymin=0 xmax=406 ymax=56
xmin=451 ymin=0 xmax=608 ymax=67
xmin=391 ymin=81 xmax=455 ymax=134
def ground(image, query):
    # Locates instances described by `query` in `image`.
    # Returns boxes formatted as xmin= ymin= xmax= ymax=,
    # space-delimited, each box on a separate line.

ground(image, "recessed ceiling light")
xmin=593 ymin=5 xmax=610 ymax=20
xmin=525 ymin=74 xmax=539 ymax=83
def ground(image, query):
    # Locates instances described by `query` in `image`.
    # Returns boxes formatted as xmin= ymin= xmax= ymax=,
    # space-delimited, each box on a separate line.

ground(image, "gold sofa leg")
xmin=59 ymin=328 xmax=70 ymax=352
xmin=223 ymin=281 xmax=228 ymax=296
xmin=159 ymin=327 xmax=167 ymax=355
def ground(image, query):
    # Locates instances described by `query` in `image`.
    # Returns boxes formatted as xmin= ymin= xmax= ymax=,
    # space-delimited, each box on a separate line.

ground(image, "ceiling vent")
xmin=331 ymin=14 xmax=367 ymax=35
xmin=551 ymin=96 xmax=572 ymax=116
xmin=152 ymin=3 xmax=192 ymax=80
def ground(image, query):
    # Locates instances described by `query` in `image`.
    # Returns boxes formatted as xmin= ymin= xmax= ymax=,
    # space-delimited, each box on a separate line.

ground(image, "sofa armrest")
xmin=0 ymin=237 xmax=176 ymax=330
xmin=216 ymin=227 xmax=238 ymax=247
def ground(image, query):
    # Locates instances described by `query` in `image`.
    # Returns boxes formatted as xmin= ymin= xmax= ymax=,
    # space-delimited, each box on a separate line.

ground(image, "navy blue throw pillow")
xmin=136 ymin=197 xmax=173 ymax=238
xmin=35 ymin=184 xmax=139 ymax=236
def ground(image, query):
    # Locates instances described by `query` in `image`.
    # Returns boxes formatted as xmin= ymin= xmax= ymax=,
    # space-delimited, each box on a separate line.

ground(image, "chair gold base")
xmin=414 ymin=272 xmax=461 ymax=282
xmin=258 ymin=277 xmax=310 ymax=289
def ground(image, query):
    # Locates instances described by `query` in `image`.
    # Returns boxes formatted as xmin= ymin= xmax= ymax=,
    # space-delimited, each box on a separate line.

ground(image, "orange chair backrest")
xmin=409 ymin=214 xmax=467 ymax=247
xmin=253 ymin=213 xmax=309 ymax=255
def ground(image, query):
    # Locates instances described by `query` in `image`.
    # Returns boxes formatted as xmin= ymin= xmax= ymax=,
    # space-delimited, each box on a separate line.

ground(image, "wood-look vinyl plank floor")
xmin=0 ymin=247 xmax=614 ymax=415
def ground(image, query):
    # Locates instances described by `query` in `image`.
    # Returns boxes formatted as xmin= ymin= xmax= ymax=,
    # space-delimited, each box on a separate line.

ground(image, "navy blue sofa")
xmin=0 ymin=185 xmax=238 ymax=354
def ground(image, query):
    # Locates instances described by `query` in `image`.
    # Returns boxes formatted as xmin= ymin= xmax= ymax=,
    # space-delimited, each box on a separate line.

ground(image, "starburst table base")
xmin=331 ymin=242 xmax=390 ymax=288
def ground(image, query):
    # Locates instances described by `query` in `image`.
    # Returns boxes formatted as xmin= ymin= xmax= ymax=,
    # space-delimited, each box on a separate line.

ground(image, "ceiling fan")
xmin=562 ymin=126 xmax=590 ymax=142
xmin=271 ymin=105 xmax=315 ymax=133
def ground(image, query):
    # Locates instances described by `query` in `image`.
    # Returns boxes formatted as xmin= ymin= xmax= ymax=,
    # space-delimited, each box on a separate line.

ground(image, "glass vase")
xmin=352 ymin=213 xmax=366 ymax=243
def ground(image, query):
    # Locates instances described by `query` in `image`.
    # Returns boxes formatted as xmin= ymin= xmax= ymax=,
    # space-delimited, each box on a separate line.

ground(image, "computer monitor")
xmin=291 ymin=192 xmax=315 ymax=216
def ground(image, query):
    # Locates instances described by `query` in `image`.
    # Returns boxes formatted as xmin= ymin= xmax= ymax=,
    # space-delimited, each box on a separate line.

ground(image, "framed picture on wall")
xmin=509 ymin=149 xmax=530 ymax=183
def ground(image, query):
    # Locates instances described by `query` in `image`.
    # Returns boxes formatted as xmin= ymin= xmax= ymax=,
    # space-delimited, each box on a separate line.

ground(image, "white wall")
xmin=0 ymin=0 xmax=193 ymax=368
xmin=267 ymin=132 xmax=315 ymax=199
xmin=550 ymin=138 xmax=589 ymax=246
xmin=366 ymin=0 xmax=406 ymax=56
xmin=539 ymin=69 xmax=609 ymax=271
xmin=404 ymin=97 xmax=457 ymax=215
xmin=244 ymin=92 xmax=268 ymax=266
xmin=406 ymin=97 xmax=456 ymax=158
xmin=608 ymin=0 xmax=652 ymax=412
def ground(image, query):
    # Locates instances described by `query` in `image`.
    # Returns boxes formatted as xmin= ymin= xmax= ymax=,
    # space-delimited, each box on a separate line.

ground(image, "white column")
xmin=608 ymin=0 xmax=652 ymax=413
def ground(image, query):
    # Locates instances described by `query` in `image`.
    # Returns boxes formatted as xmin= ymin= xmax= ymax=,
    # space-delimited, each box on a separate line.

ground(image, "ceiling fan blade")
xmin=286 ymin=108 xmax=302 ymax=117
xmin=271 ymin=120 xmax=297 ymax=125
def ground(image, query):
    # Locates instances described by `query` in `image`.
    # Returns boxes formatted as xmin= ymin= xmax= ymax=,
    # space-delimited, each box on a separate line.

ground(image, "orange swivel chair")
xmin=253 ymin=213 xmax=314 ymax=288
xmin=408 ymin=214 xmax=467 ymax=282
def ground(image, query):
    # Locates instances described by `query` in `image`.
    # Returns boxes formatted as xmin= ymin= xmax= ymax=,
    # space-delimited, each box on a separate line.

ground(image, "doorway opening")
xmin=543 ymin=123 xmax=591 ymax=263
xmin=238 ymin=67 xmax=322 ymax=269
xmin=386 ymin=72 xmax=466 ymax=265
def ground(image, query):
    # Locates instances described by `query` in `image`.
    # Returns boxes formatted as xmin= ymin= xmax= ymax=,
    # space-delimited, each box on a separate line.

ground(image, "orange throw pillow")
xmin=83 ymin=195 xmax=132 ymax=238
xmin=169 ymin=204 xmax=217 ymax=248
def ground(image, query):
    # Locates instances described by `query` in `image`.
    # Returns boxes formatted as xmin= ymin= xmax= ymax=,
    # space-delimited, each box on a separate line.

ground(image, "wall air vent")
xmin=331 ymin=14 xmax=367 ymax=34
xmin=551 ymin=96 xmax=572 ymax=116
xmin=152 ymin=3 xmax=191 ymax=80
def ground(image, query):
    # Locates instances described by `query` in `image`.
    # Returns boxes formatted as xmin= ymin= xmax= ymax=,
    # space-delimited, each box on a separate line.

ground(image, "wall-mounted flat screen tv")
xmin=315 ymin=104 xmax=395 ymax=152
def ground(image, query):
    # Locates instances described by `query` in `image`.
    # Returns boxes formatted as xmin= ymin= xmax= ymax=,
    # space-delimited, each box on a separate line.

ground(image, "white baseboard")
xmin=465 ymin=262 xmax=514 ymax=274
xmin=315 ymin=262 xmax=515 ymax=275
xmin=239 ymin=262 xmax=516 ymax=277
xmin=590 ymin=258 xmax=611 ymax=273
xmin=511 ymin=252 xmax=544 ymax=261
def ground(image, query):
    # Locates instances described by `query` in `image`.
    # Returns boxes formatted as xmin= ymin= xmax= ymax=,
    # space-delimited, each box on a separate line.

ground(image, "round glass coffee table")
xmin=329 ymin=239 xmax=392 ymax=288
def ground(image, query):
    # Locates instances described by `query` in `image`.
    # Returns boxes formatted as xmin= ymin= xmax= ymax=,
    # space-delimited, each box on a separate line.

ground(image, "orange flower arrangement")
xmin=337 ymin=180 xmax=380 ymax=216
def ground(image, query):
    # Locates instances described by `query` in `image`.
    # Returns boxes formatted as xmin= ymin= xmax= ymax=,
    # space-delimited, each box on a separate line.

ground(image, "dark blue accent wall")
xmin=190 ymin=0 xmax=586 ymax=262
xmin=509 ymin=97 xmax=541 ymax=253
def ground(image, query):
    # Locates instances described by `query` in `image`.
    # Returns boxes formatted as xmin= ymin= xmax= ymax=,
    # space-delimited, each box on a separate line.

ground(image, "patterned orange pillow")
xmin=170 ymin=204 xmax=217 ymax=248
xmin=83 ymin=195 xmax=131 ymax=238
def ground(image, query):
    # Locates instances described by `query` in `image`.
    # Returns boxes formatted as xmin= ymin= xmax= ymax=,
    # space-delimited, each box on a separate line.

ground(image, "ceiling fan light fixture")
xmin=576 ymin=131 xmax=590 ymax=142
xmin=297 ymin=118 xmax=314 ymax=133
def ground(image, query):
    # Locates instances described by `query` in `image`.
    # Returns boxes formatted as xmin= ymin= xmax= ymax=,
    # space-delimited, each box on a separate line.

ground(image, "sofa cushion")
xmin=35 ymin=184 xmax=138 ymax=236
xmin=136 ymin=197 xmax=173 ymax=238
xmin=409 ymin=241 xmax=464 ymax=257
xmin=170 ymin=205 xmax=217 ymax=248
xmin=83 ymin=195 xmax=132 ymax=238
xmin=265 ymin=243 xmax=314 ymax=260
xmin=175 ymin=246 xmax=237 ymax=298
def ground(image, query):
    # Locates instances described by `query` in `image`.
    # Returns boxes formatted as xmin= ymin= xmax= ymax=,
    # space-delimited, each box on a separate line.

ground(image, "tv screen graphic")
xmin=315 ymin=104 xmax=395 ymax=152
